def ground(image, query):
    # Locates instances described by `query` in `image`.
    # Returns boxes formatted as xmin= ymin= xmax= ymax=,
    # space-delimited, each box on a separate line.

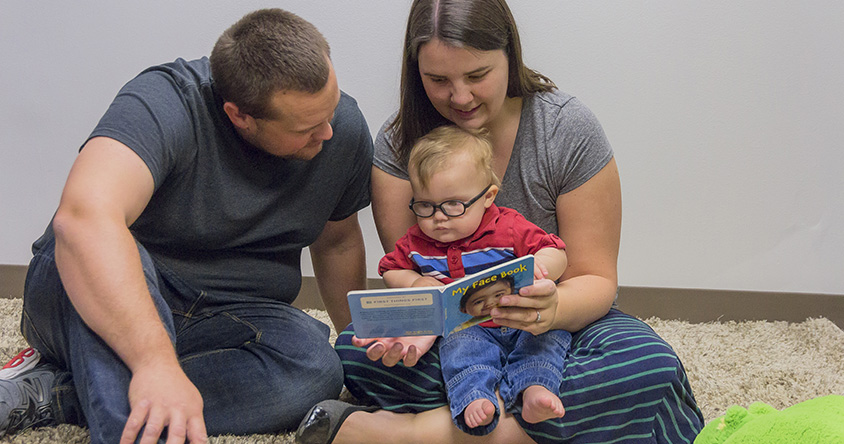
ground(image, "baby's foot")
xmin=521 ymin=385 xmax=565 ymax=424
xmin=463 ymin=398 xmax=496 ymax=428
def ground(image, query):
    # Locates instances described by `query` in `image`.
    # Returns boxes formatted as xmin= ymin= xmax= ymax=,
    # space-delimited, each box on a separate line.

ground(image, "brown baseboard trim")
xmin=616 ymin=286 xmax=844 ymax=328
xmin=3 ymin=265 xmax=841 ymax=328
xmin=295 ymin=277 xmax=843 ymax=329
xmin=0 ymin=265 xmax=27 ymax=299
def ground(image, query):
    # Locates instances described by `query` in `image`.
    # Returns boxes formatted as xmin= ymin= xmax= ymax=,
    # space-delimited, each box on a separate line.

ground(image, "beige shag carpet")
xmin=1 ymin=298 xmax=843 ymax=444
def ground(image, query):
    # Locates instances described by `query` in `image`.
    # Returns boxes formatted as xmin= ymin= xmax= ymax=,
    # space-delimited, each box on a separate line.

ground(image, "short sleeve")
xmin=378 ymin=233 xmax=417 ymax=275
xmin=546 ymin=96 xmax=614 ymax=196
xmin=327 ymin=93 xmax=374 ymax=221
xmin=87 ymin=66 xmax=199 ymax=190
xmin=372 ymin=114 xmax=410 ymax=181
xmin=498 ymin=91 xmax=614 ymax=234
xmin=505 ymin=209 xmax=566 ymax=257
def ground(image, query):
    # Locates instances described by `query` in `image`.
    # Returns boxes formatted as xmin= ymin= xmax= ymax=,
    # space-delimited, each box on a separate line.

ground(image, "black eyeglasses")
xmin=409 ymin=184 xmax=492 ymax=218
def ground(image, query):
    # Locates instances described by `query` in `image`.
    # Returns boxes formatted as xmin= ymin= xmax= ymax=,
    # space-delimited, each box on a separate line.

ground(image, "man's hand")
xmin=120 ymin=362 xmax=207 ymax=444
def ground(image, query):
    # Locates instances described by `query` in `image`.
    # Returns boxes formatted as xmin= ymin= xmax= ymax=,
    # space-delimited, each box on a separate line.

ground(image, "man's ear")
xmin=484 ymin=184 xmax=499 ymax=208
xmin=223 ymin=102 xmax=254 ymax=130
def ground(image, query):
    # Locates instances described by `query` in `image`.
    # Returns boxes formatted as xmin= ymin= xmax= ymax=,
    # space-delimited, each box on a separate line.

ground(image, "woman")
xmin=297 ymin=0 xmax=703 ymax=443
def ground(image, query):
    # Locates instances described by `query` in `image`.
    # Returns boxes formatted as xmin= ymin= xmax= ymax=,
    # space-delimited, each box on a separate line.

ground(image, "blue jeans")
xmin=439 ymin=324 xmax=572 ymax=435
xmin=338 ymin=310 xmax=703 ymax=444
xmin=21 ymin=233 xmax=343 ymax=444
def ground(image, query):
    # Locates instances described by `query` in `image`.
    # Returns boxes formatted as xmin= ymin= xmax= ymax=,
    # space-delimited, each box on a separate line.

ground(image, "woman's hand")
xmin=490 ymin=278 xmax=559 ymax=335
xmin=351 ymin=335 xmax=438 ymax=367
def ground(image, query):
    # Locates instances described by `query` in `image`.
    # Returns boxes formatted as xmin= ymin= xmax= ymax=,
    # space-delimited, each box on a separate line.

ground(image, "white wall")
xmin=2 ymin=1 xmax=842 ymax=296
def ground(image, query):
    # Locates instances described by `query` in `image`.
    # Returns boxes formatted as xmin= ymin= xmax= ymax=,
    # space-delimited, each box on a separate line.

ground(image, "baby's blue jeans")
xmin=440 ymin=324 xmax=572 ymax=435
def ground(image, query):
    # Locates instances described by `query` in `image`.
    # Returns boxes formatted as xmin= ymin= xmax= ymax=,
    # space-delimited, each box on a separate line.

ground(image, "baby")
xmin=378 ymin=125 xmax=572 ymax=434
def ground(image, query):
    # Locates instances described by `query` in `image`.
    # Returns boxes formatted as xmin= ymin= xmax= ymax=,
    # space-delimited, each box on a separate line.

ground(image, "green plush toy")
xmin=694 ymin=395 xmax=844 ymax=444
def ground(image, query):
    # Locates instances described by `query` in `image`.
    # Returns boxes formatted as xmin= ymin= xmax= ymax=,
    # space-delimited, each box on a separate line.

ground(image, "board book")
xmin=348 ymin=255 xmax=534 ymax=338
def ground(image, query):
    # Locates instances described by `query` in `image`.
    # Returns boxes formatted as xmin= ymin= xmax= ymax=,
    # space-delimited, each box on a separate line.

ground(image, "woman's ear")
xmin=484 ymin=184 xmax=499 ymax=208
xmin=223 ymin=101 xmax=254 ymax=131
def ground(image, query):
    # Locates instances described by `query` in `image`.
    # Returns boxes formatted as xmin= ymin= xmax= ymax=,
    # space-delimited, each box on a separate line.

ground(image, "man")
xmin=1 ymin=8 xmax=371 ymax=444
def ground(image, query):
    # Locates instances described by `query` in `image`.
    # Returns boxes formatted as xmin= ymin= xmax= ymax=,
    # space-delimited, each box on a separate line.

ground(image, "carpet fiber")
xmin=1 ymin=298 xmax=842 ymax=443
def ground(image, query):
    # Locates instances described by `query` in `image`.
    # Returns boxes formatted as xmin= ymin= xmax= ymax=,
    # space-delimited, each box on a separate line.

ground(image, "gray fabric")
xmin=373 ymin=90 xmax=613 ymax=234
xmin=34 ymin=58 xmax=373 ymax=304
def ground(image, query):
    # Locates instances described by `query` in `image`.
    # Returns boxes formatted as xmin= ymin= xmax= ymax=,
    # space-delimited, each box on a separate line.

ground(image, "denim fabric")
xmin=439 ymin=325 xmax=572 ymax=435
xmin=21 ymin=233 xmax=343 ymax=444
xmin=338 ymin=310 xmax=704 ymax=443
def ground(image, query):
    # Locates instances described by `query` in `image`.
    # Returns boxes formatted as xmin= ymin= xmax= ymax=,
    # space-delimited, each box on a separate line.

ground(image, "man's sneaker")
xmin=0 ymin=348 xmax=42 ymax=380
xmin=0 ymin=357 xmax=56 ymax=437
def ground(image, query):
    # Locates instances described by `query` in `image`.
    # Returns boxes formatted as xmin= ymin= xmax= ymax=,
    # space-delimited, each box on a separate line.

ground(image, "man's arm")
xmin=309 ymin=213 xmax=367 ymax=332
xmin=53 ymin=136 xmax=206 ymax=444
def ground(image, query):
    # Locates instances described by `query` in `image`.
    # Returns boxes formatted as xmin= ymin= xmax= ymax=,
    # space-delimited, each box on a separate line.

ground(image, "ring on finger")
xmin=535 ymin=310 xmax=541 ymax=323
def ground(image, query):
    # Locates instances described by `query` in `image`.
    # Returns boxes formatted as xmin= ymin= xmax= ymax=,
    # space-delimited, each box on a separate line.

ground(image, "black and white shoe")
xmin=0 ymin=348 xmax=56 ymax=436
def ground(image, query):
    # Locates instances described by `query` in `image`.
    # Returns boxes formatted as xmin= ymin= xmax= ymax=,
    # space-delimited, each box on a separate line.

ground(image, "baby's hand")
xmin=534 ymin=262 xmax=549 ymax=280
xmin=412 ymin=276 xmax=442 ymax=287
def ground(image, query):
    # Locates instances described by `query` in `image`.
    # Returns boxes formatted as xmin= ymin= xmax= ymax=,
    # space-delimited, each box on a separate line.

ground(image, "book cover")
xmin=348 ymin=255 xmax=535 ymax=338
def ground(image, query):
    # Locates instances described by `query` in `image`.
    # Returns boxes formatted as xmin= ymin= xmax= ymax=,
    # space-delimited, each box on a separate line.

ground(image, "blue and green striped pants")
xmin=336 ymin=309 xmax=704 ymax=443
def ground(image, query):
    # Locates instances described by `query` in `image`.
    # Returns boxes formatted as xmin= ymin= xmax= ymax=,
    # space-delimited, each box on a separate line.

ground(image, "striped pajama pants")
xmin=336 ymin=309 xmax=704 ymax=443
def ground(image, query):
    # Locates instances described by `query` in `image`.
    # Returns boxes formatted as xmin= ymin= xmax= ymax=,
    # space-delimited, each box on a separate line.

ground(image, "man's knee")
xmin=298 ymin=340 xmax=344 ymax=400
xmin=21 ymin=245 xmax=69 ymax=365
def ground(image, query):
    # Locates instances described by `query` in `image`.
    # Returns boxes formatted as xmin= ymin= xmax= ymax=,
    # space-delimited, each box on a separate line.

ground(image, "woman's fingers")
xmin=490 ymin=278 xmax=558 ymax=333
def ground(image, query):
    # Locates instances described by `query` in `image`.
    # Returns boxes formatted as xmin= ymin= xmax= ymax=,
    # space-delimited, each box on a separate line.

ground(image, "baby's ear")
xmin=484 ymin=185 xmax=499 ymax=207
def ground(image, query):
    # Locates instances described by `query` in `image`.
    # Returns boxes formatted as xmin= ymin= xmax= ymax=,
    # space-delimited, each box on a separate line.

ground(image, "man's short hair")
xmin=210 ymin=8 xmax=331 ymax=119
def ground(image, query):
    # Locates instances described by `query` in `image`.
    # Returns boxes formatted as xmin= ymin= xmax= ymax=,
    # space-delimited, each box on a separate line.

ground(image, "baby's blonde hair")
xmin=408 ymin=126 xmax=501 ymax=190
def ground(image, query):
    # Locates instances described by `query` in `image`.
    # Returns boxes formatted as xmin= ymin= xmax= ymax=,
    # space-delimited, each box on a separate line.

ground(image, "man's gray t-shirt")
xmin=374 ymin=90 xmax=613 ymax=235
xmin=36 ymin=58 xmax=373 ymax=303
